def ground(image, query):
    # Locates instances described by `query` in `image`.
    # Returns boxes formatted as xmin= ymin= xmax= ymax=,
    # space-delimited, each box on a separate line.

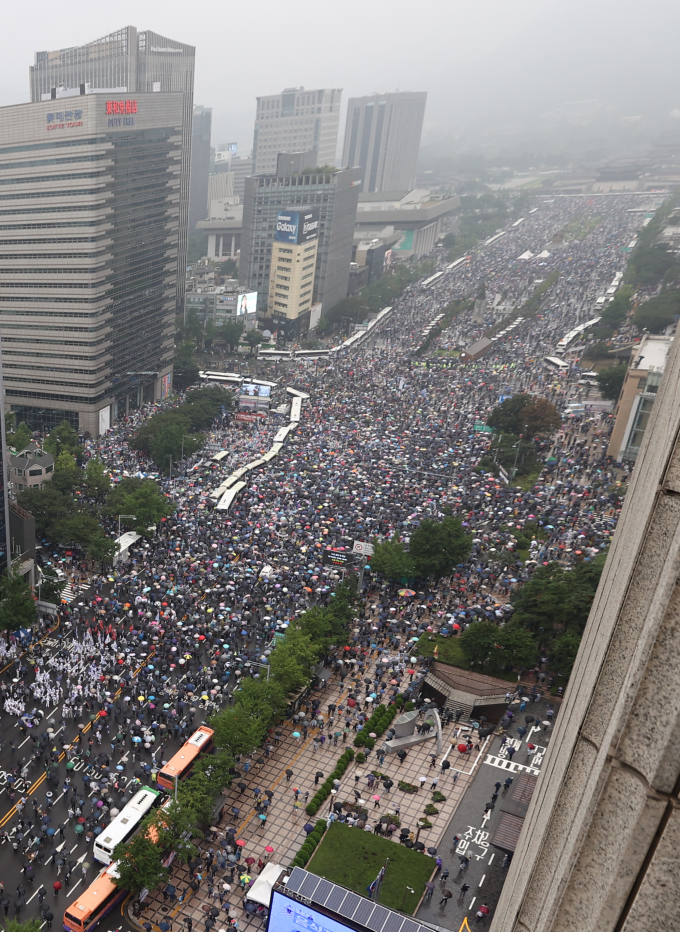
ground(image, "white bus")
xmin=544 ymin=356 xmax=570 ymax=372
xmin=93 ymin=787 xmax=162 ymax=865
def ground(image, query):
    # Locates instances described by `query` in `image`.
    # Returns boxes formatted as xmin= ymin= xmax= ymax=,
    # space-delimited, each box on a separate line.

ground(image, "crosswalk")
xmin=60 ymin=582 xmax=83 ymax=603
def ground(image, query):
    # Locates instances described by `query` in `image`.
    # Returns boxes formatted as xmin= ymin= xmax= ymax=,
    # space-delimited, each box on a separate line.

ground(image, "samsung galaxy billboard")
xmin=275 ymin=209 xmax=319 ymax=245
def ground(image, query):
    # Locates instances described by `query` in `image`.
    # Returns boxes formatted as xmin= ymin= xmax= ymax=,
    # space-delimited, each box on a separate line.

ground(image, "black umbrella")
xmin=210 ymin=908 xmax=219 ymax=918
xmin=405 ymin=839 xmax=414 ymax=848
xmin=414 ymin=842 xmax=425 ymax=851
xmin=264 ymin=790 xmax=274 ymax=798
xmin=525 ymin=716 xmax=535 ymax=724
xmin=427 ymin=847 xmax=437 ymax=855
xmin=237 ymin=783 xmax=247 ymax=793
xmin=285 ymin=769 xmax=293 ymax=777
xmin=315 ymin=771 xmax=324 ymax=778
xmin=379 ymin=816 xmax=389 ymax=824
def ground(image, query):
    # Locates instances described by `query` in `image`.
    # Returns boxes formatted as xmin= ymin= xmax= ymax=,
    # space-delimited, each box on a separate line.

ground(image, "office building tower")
xmin=267 ymin=210 xmax=319 ymax=331
xmin=30 ymin=26 xmax=195 ymax=311
xmin=0 ymin=93 xmax=185 ymax=436
xmin=0 ymin=343 xmax=11 ymax=575
xmin=240 ymin=165 xmax=361 ymax=335
xmin=342 ymin=91 xmax=427 ymax=192
xmin=252 ymin=87 xmax=342 ymax=175
xmin=189 ymin=105 xmax=212 ymax=230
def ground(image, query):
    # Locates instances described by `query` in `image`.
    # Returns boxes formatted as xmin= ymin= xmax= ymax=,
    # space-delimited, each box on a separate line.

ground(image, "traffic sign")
xmin=353 ymin=540 xmax=374 ymax=556
xmin=474 ymin=422 xmax=494 ymax=433
xmin=322 ymin=549 xmax=353 ymax=567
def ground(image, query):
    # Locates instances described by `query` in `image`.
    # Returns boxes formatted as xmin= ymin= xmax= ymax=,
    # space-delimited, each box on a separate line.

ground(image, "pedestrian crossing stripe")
xmin=60 ymin=584 xmax=83 ymax=604
xmin=484 ymin=754 xmax=540 ymax=777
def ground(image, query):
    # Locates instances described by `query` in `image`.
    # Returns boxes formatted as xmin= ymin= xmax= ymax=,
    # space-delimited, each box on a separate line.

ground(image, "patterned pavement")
xmin=131 ymin=661 xmax=489 ymax=932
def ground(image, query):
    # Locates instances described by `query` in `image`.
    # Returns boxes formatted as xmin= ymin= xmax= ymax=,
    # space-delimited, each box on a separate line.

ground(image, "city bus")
xmin=157 ymin=725 xmax=215 ymax=791
xmin=92 ymin=787 xmax=162 ymax=865
xmin=63 ymin=862 xmax=126 ymax=932
xmin=543 ymin=356 xmax=570 ymax=373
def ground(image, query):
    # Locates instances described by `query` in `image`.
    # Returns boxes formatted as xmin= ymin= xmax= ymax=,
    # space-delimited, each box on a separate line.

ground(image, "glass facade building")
xmin=29 ymin=26 xmax=195 ymax=313
xmin=0 ymin=93 xmax=184 ymax=436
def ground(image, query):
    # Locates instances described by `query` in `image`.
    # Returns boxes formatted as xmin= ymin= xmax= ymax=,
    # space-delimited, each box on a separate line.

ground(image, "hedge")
xmin=290 ymin=819 xmax=327 ymax=868
xmin=305 ymin=748 xmax=355 ymax=816
xmin=353 ymin=702 xmax=402 ymax=748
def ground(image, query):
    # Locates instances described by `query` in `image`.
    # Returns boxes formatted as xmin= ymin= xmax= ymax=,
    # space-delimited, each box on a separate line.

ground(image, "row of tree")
xmin=112 ymin=584 xmax=358 ymax=896
xmin=457 ymin=555 xmax=606 ymax=678
xmin=131 ymin=386 xmax=233 ymax=473
xmin=370 ymin=516 xmax=473 ymax=582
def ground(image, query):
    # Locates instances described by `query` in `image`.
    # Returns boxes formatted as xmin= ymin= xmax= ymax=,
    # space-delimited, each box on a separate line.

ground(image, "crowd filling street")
xmin=0 ymin=193 xmax=658 ymax=932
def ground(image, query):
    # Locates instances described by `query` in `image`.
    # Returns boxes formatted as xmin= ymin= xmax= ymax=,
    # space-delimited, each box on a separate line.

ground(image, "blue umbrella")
xmin=46 ymin=828 xmax=55 ymax=836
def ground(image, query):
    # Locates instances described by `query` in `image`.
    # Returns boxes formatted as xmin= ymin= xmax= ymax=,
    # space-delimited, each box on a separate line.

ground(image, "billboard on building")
xmin=98 ymin=405 xmax=111 ymax=436
xmin=161 ymin=373 xmax=172 ymax=399
xmin=309 ymin=302 xmax=322 ymax=331
xmin=275 ymin=209 xmax=319 ymax=245
xmin=268 ymin=893 xmax=355 ymax=932
xmin=237 ymin=292 xmax=257 ymax=316
xmin=240 ymin=382 xmax=271 ymax=411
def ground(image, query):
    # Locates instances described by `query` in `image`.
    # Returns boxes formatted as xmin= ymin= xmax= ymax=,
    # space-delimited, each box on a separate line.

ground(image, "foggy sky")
xmin=2 ymin=0 xmax=679 ymax=154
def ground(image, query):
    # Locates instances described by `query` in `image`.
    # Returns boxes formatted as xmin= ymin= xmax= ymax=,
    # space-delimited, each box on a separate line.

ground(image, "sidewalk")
xmin=134 ymin=668 xmax=489 ymax=932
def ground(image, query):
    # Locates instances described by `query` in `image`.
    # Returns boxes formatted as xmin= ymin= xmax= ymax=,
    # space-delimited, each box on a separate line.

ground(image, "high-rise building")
xmin=252 ymin=87 xmax=342 ymax=175
xmin=267 ymin=210 xmax=320 ymax=331
xmin=342 ymin=91 xmax=427 ymax=192
xmin=0 ymin=92 xmax=185 ymax=436
xmin=189 ymin=105 xmax=212 ymax=231
xmin=240 ymin=165 xmax=361 ymax=335
xmin=29 ymin=26 xmax=195 ymax=311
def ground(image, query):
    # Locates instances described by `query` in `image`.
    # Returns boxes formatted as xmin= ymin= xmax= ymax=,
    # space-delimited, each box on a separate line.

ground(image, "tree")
xmin=551 ymin=633 xmax=582 ymax=677
xmin=173 ymin=342 xmax=200 ymax=391
xmin=498 ymin=623 xmax=538 ymax=669
xmin=105 ymin=478 xmax=174 ymax=532
xmin=85 ymin=458 xmax=111 ymax=501
xmin=86 ymin=533 xmax=117 ymax=566
xmin=51 ymin=451 xmax=80 ymax=494
xmin=17 ymin=484 xmax=74 ymax=538
xmin=44 ymin=420 xmax=81 ymax=459
xmin=511 ymin=556 xmax=606 ymax=639
xmin=245 ymin=330 xmax=263 ymax=355
xmin=487 ymin=394 xmax=560 ymax=437
xmin=144 ymin=801 xmax=199 ymax=864
xmin=112 ymin=832 xmax=168 ymax=896
xmin=147 ymin=422 xmax=204 ymax=474
xmin=633 ymin=291 xmax=680 ymax=334
xmin=599 ymin=285 xmax=633 ymax=331
xmin=6 ymin=420 xmax=32 ymax=452
xmin=596 ymin=364 xmax=628 ymax=402
xmin=210 ymin=706 xmax=266 ymax=759
xmin=5 ymin=919 xmax=42 ymax=932
xmin=409 ymin=516 xmax=472 ymax=581
xmin=220 ymin=319 xmax=245 ymax=352
xmin=267 ymin=628 xmax=319 ymax=696
xmin=460 ymin=621 xmax=502 ymax=670
xmin=0 ymin=570 xmax=38 ymax=633
xmin=38 ymin=566 xmax=67 ymax=604
xmin=369 ymin=536 xmax=415 ymax=580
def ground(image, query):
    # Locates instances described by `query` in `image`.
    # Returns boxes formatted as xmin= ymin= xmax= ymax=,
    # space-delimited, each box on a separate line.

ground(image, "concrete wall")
xmin=491 ymin=326 xmax=680 ymax=931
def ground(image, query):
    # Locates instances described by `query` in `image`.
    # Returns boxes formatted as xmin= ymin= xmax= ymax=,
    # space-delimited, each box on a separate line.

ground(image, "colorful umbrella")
xmin=398 ymin=589 xmax=416 ymax=597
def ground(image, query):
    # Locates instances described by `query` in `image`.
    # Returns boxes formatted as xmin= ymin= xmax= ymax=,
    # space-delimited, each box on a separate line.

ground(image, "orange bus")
xmin=63 ymin=862 xmax=126 ymax=932
xmin=157 ymin=725 xmax=215 ymax=791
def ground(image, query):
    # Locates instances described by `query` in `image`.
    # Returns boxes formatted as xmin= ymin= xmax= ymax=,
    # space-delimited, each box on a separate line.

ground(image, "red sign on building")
xmin=106 ymin=100 xmax=138 ymax=115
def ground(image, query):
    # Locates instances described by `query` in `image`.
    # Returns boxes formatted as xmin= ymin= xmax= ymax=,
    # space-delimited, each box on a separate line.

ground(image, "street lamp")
xmin=400 ymin=886 xmax=414 ymax=911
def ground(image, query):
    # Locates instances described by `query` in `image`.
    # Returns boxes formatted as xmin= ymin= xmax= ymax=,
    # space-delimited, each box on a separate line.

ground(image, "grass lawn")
xmin=307 ymin=822 xmax=435 ymax=913
xmin=416 ymin=635 xmax=519 ymax=683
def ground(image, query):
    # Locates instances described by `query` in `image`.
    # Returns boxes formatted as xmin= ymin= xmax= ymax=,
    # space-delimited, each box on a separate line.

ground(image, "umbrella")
xmin=457 ymin=743 xmax=468 ymax=753
xmin=245 ymin=857 xmax=256 ymax=866
xmin=427 ymin=847 xmax=437 ymax=855
xmin=414 ymin=841 xmax=425 ymax=851
xmin=292 ymin=732 xmax=301 ymax=738
xmin=372 ymin=795 xmax=380 ymax=801
xmin=236 ymin=839 xmax=246 ymax=846
xmin=264 ymin=846 xmax=274 ymax=853
xmin=398 ymin=589 xmax=416 ymax=597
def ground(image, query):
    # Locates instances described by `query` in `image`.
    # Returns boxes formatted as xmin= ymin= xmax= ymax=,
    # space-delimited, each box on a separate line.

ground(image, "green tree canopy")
xmin=44 ymin=420 xmax=81 ymax=459
xmin=17 ymin=484 xmax=74 ymax=538
xmin=6 ymin=420 xmax=32 ymax=452
xmin=112 ymin=832 xmax=168 ymax=896
xmin=51 ymin=451 xmax=81 ymax=494
xmin=632 ymin=291 xmax=680 ymax=334
xmin=220 ymin=319 xmax=245 ymax=352
xmin=0 ymin=570 xmax=38 ymax=633
xmin=596 ymin=364 xmax=628 ymax=401
xmin=369 ymin=536 xmax=415 ymax=580
xmin=85 ymin=457 xmax=111 ymax=501
xmin=409 ymin=516 xmax=472 ymax=581
xmin=459 ymin=621 xmax=502 ymax=670
xmin=4 ymin=919 xmax=42 ymax=932
xmin=487 ymin=394 xmax=561 ymax=436
xmin=173 ymin=341 xmax=200 ymax=391
xmin=105 ymin=478 xmax=174 ymax=532
xmin=245 ymin=330 xmax=263 ymax=354
xmin=511 ymin=555 xmax=606 ymax=639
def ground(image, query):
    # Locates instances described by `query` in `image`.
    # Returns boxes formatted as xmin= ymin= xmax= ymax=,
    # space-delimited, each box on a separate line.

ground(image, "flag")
xmin=367 ymin=866 xmax=385 ymax=898
xmin=433 ymin=645 xmax=439 ymax=660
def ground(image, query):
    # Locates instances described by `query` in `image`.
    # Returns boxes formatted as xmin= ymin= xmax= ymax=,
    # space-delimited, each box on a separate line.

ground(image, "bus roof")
xmin=161 ymin=727 xmax=214 ymax=775
xmin=65 ymin=862 xmax=120 ymax=922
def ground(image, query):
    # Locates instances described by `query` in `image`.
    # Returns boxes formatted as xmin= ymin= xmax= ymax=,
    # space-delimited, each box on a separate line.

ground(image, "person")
xmin=459 ymin=883 xmax=470 ymax=900
xmin=438 ymin=890 xmax=452 ymax=907
xmin=52 ymin=881 xmax=61 ymax=898
xmin=475 ymin=904 xmax=490 ymax=924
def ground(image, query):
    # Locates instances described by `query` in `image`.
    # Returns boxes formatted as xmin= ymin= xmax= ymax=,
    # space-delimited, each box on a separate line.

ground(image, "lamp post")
xmin=400 ymin=886 xmax=414 ymax=912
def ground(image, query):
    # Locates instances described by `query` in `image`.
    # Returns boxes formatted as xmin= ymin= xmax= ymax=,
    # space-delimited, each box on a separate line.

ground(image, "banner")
xmin=235 ymin=413 xmax=258 ymax=423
